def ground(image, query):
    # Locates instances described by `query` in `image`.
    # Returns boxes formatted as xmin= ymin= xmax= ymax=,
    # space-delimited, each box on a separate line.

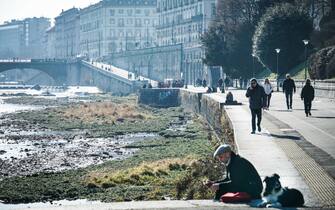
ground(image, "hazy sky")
xmin=0 ymin=0 xmax=100 ymax=25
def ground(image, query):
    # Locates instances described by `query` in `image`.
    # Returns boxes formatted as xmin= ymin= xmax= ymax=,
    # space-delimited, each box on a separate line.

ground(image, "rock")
xmin=0 ymin=150 xmax=6 ymax=155
xmin=116 ymin=118 xmax=125 ymax=122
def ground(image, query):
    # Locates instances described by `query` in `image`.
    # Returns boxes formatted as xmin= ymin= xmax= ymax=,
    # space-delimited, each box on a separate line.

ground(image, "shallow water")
xmin=0 ymin=86 xmax=159 ymax=177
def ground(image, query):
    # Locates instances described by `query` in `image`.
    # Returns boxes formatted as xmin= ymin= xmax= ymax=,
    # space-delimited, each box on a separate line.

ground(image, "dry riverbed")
xmin=0 ymin=95 xmax=227 ymax=204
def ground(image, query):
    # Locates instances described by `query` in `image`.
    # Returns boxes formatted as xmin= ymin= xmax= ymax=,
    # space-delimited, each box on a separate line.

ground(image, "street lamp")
xmin=275 ymin=48 xmax=281 ymax=91
xmin=251 ymin=53 xmax=255 ymax=78
xmin=303 ymin=40 xmax=309 ymax=80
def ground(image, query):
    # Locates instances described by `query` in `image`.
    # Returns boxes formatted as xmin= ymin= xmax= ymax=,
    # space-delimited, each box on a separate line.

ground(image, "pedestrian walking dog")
xmin=258 ymin=173 xmax=304 ymax=208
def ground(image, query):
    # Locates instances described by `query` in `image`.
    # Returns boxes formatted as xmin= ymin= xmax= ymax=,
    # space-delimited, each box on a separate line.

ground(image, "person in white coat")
xmin=263 ymin=78 xmax=273 ymax=110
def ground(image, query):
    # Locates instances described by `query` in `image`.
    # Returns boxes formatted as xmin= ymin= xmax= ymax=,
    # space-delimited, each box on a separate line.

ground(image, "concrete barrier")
xmin=179 ymin=89 xmax=202 ymax=113
xmin=138 ymin=88 xmax=180 ymax=107
xmin=138 ymin=88 xmax=235 ymax=145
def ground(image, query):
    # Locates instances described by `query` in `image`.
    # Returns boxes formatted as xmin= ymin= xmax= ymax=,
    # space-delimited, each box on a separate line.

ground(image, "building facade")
xmin=0 ymin=22 xmax=23 ymax=59
xmin=45 ymin=26 xmax=56 ymax=58
xmin=55 ymin=8 xmax=80 ymax=58
xmin=79 ymin=0 xmax=158 ymax=59
xmin=156 ymin=0 xmax=216 ymax=85
xmin=0 ymin=17 xmax=50 ymax=59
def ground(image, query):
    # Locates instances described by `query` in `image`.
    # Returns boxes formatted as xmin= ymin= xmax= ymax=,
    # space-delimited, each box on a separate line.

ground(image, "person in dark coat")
xmin=282 ymin=74 xmax=296 ymax=110
xmin=218 ymin=78 xmax=224 ymax=92
xmin=202 ymin=79 xmax=207 ymax=88
xmin=246 ymin=78 xmax=266 ymax=133
xmin=301 ymin=79 xmax=315 ymax=117
xmin=205 ymin=144 xmax=263 ymax=201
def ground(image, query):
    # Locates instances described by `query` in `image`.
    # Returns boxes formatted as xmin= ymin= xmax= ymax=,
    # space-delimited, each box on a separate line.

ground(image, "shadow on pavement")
xmin=269 ymin=133 xmax=301 ymax=141
xmin=311 ymin=116 xmax=335 ymax=119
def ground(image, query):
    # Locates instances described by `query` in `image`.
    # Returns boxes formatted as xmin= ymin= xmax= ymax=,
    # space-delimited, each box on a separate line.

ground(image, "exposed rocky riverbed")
xmin=0 ymin=88 xmax=225 ymax=204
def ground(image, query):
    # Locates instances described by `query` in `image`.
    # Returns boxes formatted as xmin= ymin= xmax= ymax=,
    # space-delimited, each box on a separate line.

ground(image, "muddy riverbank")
xmin=0 ymin=94 xmax=227 ymax=204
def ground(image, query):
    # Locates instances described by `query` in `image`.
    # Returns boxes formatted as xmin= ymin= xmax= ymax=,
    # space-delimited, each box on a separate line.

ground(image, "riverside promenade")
xmin=9 ymin=88 xmax=335 ymax=210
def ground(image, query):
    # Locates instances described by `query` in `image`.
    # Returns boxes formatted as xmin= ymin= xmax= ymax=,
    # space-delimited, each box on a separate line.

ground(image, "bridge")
xmin=0 ymin=59 xmax=156 ymax=95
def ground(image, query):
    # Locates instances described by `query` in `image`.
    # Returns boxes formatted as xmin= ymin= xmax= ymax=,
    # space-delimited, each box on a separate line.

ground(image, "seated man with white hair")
xmin=205 ymin=144 xmax=263 ymax=201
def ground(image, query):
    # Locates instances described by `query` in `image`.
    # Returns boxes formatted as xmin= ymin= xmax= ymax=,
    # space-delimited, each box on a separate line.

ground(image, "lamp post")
xmin=275 ymin=48 xmax=280 ymax=91
xmin=303 ymin=40 xmax=309 ymax=80
xmin=251 ymin=53 xmax=255 ymax=78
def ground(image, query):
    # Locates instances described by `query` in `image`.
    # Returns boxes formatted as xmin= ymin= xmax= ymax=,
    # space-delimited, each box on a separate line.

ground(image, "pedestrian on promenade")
xmin=263 ymin=78 xmax=273 ymax=110
xmin=205 ymin=144 xmax=263 ymax=201
xmin=218 ymin=78 xmax=223 ymax=92
xmin=224 ymin=77 xmax=230 ymax=91
xmin=202 ymin=79 xmax=207 ymax=88
xmin=246 ymin=78 xmax=266 ymax=134
xmin=282 ymin=74 xmax=296 ymax=110
xmin=301 ymin=79 xmax=315 ymax=117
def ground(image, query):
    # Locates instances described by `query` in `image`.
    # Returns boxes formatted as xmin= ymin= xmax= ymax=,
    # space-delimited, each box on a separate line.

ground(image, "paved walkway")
xmin=207 ymin=92 xmax=320 ymax=208
xmin=215 ymin=89 xmax=335 ymax=207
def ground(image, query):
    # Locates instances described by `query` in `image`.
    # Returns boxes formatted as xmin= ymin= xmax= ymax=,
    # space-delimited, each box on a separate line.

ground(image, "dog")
xmin=258 ymin=173 xmax=304 ymax=208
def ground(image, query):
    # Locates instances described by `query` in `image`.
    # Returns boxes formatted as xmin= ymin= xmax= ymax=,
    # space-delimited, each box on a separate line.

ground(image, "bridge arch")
xmin=0 ymin=61 xmax=69 ymax=85
xmin=0 ymin=68 xmax=56 ymax=85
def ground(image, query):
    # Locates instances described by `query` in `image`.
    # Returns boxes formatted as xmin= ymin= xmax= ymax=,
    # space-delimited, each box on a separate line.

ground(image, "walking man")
xmin=301 ymin=79 xmax=315 ymax=117
xmin=282 ymin=74 xmax=296 ymax=110
xmin=246 ymin=78 xmax=266 ymax=134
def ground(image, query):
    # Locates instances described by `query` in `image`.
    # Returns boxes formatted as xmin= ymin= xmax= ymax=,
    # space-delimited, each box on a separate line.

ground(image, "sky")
xmin=0 ymin=0 xmax=100 ymax=25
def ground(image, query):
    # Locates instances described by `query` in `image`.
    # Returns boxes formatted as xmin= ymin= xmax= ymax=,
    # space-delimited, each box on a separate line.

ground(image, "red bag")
xmin=220 ymin=192 xmax=251 ymax=203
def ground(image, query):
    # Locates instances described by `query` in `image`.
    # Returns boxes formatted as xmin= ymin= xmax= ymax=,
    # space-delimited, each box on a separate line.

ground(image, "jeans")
xmin=250 ymin=108 xmax=262 ymax=132
xmin=285 ymin=91 xmax=293 ymax=109
xmin=304 ymin=99 xmax=312 ymax=114
xmin=266 ymin=93 xmax=272 ymax=108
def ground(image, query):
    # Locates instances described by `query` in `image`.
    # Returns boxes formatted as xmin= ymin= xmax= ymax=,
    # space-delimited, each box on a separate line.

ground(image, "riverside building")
xmin=156 ymin=0 xmax=216 ymax=85
xmin=79 ymin=0 xmax=158 ymax=59
xmin=54 ymin=8 xmax=80 ymax=59
xmin=0 ymin=17 xmax=50 ymax=59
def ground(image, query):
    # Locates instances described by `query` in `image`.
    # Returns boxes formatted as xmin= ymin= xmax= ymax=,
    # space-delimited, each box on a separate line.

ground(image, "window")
xmin=144 ymin=9 xmax=150 ymax=16
xmin=118 ymin=18 xmax=124 ymax=27
xmin=135 ymin=19 xmax=141 ymax=27
xmin=135 ymin=9 xmax=141 ymax=14
xmin=211 ymin=3 xmax=216 ymax=17
xmin=144 ymin=19 xmax=150 ymax=25
xmin=110 ymin=9 xmax=115 ymax=16
xmin=110 ymin=30 xmax=115 ymax=37
xmin=110 ymin=18 xmax=115 ymax=25
xmin=119 ymin=9 xmax=124 ymax=14
xmin=127 ymin=18 xmax=133 ymax=25
xmin=127 ymin=9 xmax=133 ymax=15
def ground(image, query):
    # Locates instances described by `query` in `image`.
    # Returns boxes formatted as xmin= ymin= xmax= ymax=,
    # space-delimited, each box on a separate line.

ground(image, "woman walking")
xmin=263 ymin=78 xmax=273 ymax=110
xmin=301 ymin=79 xmax=315 ymax=117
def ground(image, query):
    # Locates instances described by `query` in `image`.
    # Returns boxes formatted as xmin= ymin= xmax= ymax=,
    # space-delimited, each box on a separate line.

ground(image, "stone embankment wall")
xmin=138 ymin=88 xmax=181 ymax=107
xmin=138 ymin=88 xmax=235 ymax=146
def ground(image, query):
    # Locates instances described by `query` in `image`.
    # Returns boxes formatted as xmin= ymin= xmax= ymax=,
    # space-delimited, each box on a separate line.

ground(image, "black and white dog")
xmin=258 ymin=173 xmax=305 ymax=208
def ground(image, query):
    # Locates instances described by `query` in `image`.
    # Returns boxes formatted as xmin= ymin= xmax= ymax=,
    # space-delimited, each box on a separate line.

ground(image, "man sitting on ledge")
xmin=205 ymin=144 xmax=263 ymax=201
xmin=225 ymin=92 xmax=241 ymax=105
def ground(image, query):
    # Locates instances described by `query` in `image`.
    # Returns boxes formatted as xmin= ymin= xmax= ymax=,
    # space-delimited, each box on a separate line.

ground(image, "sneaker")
xmin=258 ymin=126 xmax=261 ymax=132
xmin=309 ymin=112 xmax=312 ymax=116
xmin=251 ymin=131 xmax=255 ymax=134
xmin=306 ymin=113 xmax=308 ymax=117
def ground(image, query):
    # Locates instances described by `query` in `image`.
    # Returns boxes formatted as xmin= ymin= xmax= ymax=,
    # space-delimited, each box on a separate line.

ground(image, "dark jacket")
xmin=246 ymin=84 xmax=266 ymax=109
xmin=283 ymin=78 xmax=296 ymax=93
xmin=301 ymin=84 xmax=315 ymax=101
xmin=217 ymin=152 xmax=263 ymax=199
